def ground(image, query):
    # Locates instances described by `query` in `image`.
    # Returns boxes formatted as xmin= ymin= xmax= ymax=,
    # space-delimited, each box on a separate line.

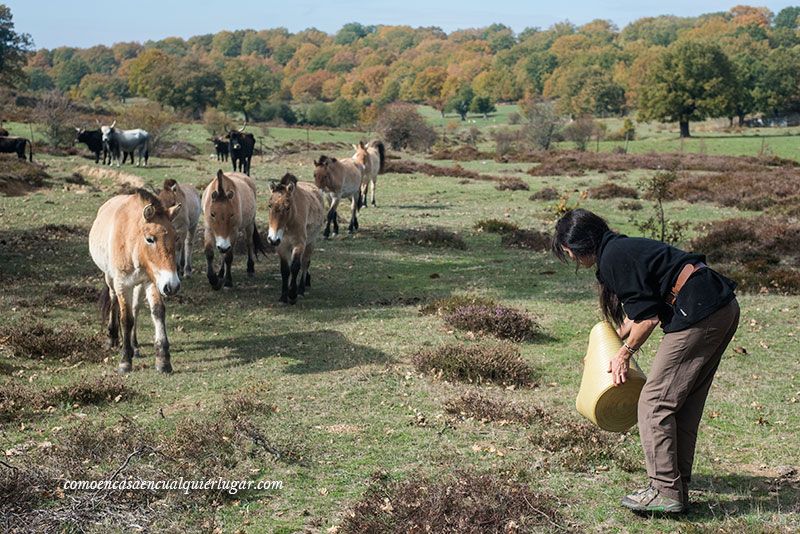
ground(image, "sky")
xmin=7 ymin=1 xmax=798 ymax=50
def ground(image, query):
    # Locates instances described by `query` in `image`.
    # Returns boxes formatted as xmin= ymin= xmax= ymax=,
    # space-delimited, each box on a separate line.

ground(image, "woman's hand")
xmin=608 ymin=347 xmax=630 ymax=386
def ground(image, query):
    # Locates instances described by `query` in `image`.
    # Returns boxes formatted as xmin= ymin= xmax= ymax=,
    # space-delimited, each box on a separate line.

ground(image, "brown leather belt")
xmin=667 ymin=262 xmax=707 ymax=305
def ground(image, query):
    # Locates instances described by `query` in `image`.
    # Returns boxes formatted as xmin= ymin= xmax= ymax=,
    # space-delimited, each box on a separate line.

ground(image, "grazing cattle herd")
xmin=0 ymin=116 xmax=385 ymax=373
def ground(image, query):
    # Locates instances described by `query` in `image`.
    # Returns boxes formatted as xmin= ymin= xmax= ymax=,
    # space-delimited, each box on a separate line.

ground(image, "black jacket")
xmin=596 ymin=231 xmax=736 ymax=333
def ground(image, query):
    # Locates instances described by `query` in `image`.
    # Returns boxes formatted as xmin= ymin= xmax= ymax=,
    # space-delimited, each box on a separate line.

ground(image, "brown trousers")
xmin=638 ymin=299 xmax=740 ymax=503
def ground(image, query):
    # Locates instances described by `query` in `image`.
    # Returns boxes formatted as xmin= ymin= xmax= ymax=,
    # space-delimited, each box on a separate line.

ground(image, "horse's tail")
xmin=252 ymin=224 xmax=268 ymax=257
xmin=27 ymin=138 xmax=33 ymax=162
xmin=373 ymin=140 xmax=385 ymax=173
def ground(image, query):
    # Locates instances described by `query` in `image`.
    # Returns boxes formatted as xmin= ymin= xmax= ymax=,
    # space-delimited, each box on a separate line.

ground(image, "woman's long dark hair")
xmin=551 ymin=209 xmax=625 ymax=326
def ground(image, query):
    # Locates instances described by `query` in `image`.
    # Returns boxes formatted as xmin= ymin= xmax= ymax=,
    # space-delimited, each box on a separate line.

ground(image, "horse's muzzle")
xmin=162 ymin=281 xmax=181 ymax=296
xmin=267 ymin=237 xmax=281 ymax=246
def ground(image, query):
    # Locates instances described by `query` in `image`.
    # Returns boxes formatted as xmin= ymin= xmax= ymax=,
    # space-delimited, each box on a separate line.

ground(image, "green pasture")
xmin=0 ymin=129 xmax=798 ymax=532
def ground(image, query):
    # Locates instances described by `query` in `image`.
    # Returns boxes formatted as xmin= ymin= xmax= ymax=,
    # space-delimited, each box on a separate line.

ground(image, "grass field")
xmin=1 ymin=123 xmax=798 ymax=532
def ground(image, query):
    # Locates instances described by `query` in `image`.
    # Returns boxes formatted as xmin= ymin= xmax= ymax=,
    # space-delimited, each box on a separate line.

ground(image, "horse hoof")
xmin=183 ymin=270 xmax=192 ymax=278
xmin=279 ymin=295 xmax=288 ymax=304
xmin=156 ymin=361 xmax=173 ymax=374
xmin=133 ymin=348 xmax=142 ymax=359
xmin=118 ymin=361 xmax=132 ymax=374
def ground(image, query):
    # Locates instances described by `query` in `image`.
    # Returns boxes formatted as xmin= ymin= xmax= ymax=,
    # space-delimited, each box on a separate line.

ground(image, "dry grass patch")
xmin=587 ymin=182 xmax=638 ymax=199
xmin=444 ymin=304 xmax=540 ymax=341
xmin=494 ymin=177 xmax=530 ymax=191
xmin=529 ymin=419 xmax=639 ymax=472
xmin=529 ymin=187 xmax=559 ymax=201
xmin=444 ymin=390 xmax=548 ymax=425
xmin=474 ymin=218 xmax=519 ymax=234
xmin=56 ymin=375 xmax=131 ymax=405
xmin=0 ymin=320 xmax=106 ymax=362
xmin=618 ymin=200 xmax=643 ymax=211
xmin=340 ymin=469 xmax=569 ymax=533
xmin=671 ymin=168 xmax=800 ymax=210
xmin=384 ymin=159 xmax=505 ymax=185
xmin=0 ymin=155 xmax=50 ymax=196
xmin=401 ymin=227 xmax=467 ymax=250
xmin=526 ymin=150 xmax=797 ymax=177
xmin=501 ymin=229 xmax=552 ymax=251
xmin=693 ymin=217 xmax=800 ymax=294
xmin=419 ymin=294 xmax=497 ymax=316
xmin=412 ymin=342 xmax=538 ymax=387
xmin=430 ymin=145 xmax=494 ymax=161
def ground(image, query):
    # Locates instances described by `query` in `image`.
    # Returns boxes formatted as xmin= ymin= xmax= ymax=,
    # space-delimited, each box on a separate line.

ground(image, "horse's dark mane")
xmin=280 ymin=173 xmax=298 ymax=186
xmin=317 ymin=155 xmax=337 ymax=165
xmin=163 ymin=179 xmax=178 ymax=189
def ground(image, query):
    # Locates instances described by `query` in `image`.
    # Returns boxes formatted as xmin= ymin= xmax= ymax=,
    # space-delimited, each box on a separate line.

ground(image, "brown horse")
xmin=313 ymin=154 xmax=364 ymax=238
xmin=89 ymin=190 xmax=182 ymax=373
xmin=352 ymin=140 xmax=385 ymax=207
xmin=158 ymin=179 xmax=201 ymax=277
xmin=266 ymin=173 xmax=325 ymax=304
xmin=202 ymin=169 xmax=266 ymax=289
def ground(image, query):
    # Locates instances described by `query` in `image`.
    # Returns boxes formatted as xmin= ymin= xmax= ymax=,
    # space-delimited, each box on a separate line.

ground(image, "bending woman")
xmin=552 ymin=209 xmax=739 ymax=514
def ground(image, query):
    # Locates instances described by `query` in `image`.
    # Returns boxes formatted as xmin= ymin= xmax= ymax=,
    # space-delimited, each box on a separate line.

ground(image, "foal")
xmin=313 ymin=154 xmax=364 ymax=238
xmin=89 ymin=190 xmax=182 ymax=373
xmin=266 ymin=173 xmax=325 ymax=304
xmin=158 ymin=179 xmax=201 ymax=277
xmin=202 ymin=169 xmax=266 ymax=289
xmin=352 ymin=140 xmax=385 ymax=207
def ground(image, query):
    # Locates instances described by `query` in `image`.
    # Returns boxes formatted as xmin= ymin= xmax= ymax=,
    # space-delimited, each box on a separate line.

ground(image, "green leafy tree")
xmin=220 ymin=60 xmax=281 ymax=120
xmin=446 ymin=84 xmax=474 ymax=121
xmin=754 ymin=47 xmax=800 ymax=115
xmin=638 ymin=40 xmax=736 ymax=137
xmin=241 ymin=33 xmax=269 ymax=56
xmin=335 ymin=22 xmax=374 ymax=45
xmin=329 ymin=97 xmax=360 ymax=126
xmin=23 ymin=67 xmax=54 ymax=92
xmin=212 ymin=31 xmax=242 ymax=57
xmin=0 ymin=4 xmax=33 ymax=86
xmin=469 ymin=95 xmax=496 ymax=118
xmin=54 ymin=57 xmax=90 ymax=92
xmin=773 ymin=6 xmax=800 ymax=29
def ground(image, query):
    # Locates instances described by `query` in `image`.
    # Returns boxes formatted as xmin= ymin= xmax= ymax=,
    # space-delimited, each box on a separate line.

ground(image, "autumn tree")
xmin=638 ymin=40 xmax=736 ymax=137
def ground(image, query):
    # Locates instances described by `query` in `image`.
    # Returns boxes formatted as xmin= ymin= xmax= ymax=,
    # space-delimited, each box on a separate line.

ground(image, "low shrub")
xmin=529 ymin=187 xmax=559 ymax=201
xmin=402 ymin=228 xmax=467 ymax=250
xmin=473 ymin=219 xmax=519 ymax=234
xmin=501 ymin=229 xmax=552 ymax=251
xmin=444 ymin=390 xmax=548 ymax=425
xmin=444 ymin=304 xmax=540 ymax=341
xmin=587 ymin=182 xmax=638 ymax=199
xmin=412 ymin=341 xmax=537 ymax=386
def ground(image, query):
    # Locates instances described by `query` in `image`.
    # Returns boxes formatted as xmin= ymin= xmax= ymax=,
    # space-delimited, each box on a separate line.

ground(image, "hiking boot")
xmin=621 ymin=485 xmax=684 ymax=513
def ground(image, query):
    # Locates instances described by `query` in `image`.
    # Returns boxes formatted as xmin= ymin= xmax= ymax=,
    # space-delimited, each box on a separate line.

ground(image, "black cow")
xmin=227 ymin=126 xmax=255 ymax=175
xmin=0 ymin=136 xmax=32 ymax=161
xmin=210 ymin=137 xmax=229 ymax=162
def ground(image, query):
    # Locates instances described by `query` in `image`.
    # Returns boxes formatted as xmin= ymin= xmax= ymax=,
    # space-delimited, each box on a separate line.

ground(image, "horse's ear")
xmin=359 ymin=140 xmax=366 ymax=149
xmin=170 ymin=183 xmax=178 ymax=192
xmin=168 ymin=203 xmax=182 ymax=221
xmin=352 ymin=144 xmax=358 ymax=151
xmin=269 ymin=181 xmax=277 ymax=192
xmin=143 ymin=204 xmax=156 ymax=221
xmin=313 ymin=159 xmax=320 ymax=166
xmin=286 ymin=182 xmax=295 ymax=195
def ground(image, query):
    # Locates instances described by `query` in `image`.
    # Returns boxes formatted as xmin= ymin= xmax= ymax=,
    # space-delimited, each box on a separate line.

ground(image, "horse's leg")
xmin=204 ymin=228 xmax=222 ymax=290
xmin=298 ymin=242 xmax=313 ymax=296
xmin=288 ymin=244 xmax=305 ymax=305
xmin=104 ymin=274 xmax=119 ymax=348
xmin=371 ymin=175 xmax=377 ymax=206
xmin=279 ymin=252 xmax=290 ymax=303
xmin=348 ymin=196 xmax=359 ymax=233
xmin=324 ymin=196 xmax=341 ymax=238
xmin=184 ymin=225 xmax=195 ymax=277
xmin=115 ymin=285 xmax=135 ymax=373
xmin=147 ymin=284 xmax=172 ymax=373
xmin=223 ymin=248 xmax=234 ymax=288
xmin=245 ymin=223 xmax=255 ymax=277
xmin=131 ymin=284 xmax=144 ymax=358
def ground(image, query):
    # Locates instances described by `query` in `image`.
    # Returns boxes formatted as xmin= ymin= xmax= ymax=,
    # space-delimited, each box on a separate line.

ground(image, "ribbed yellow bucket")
xmin=575 ymin=321 xmax=647 ymax=432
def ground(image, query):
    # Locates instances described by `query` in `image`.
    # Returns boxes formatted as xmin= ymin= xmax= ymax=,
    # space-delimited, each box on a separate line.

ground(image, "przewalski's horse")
xmin=202 ymin=169 xmax=266 ymax=289
xmin=352 ymin=140 xmax=386 ymax=208
xmin=313 ymin=155 xmax=364 ymax=238
xmin=266 ymin=173 xmax=325 ymax=304
xmin=101 ymin=120 xmax=150 ymax=167
xmin=90 ymin=190 xmax=182 ymax=373
xmin=158 ymin=179 xmax=201 ymax=277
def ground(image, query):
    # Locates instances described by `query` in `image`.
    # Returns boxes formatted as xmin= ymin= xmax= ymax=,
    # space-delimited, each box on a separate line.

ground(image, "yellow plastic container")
xmin=575 ymin=321 xmax=647 ymax=432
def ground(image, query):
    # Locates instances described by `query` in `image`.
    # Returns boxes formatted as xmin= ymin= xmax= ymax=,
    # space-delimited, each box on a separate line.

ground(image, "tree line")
xmin=3 ymin=5 xmax=800 ymax=135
